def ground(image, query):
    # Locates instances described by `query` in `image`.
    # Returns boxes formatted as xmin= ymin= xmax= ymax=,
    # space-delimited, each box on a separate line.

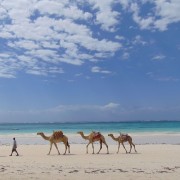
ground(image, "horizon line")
xmin=0 ymin=120 xmax=180 ymax=124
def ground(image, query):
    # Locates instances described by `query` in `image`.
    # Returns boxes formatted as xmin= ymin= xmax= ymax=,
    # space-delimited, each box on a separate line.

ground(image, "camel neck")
xmin=40 ymin=133 xmax=50 ymax=141
xmin=80 ymin=133 xmax=89 ymax=140
xmin=110 ymin=135 xmax=119 ymax=141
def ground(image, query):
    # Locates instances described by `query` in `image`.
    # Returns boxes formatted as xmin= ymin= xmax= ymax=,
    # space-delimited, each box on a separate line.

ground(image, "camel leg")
xmin=122 ymin=142 xmax=128 ymax=153
xmin=132 ymin=142 xmax=137 ymax=153
xmin=102 ymin=140 xmax=109 ymax=154
xmin=97 ymin=141 xmax=102 ymax=154
xmin=86 ymin=142 xmax=91 ymax=154
xmin=105 ymin=142 xmax=109 ymax=154
xmin=48 ymin=142 xmax=53 ymax=155
xmin=129 ymin=143 xmax=132 ymax=153
xmin=63 ymin=142 xmax=67 ymax=155
xmin=117 ymin=142 xmax=120 ymax=154
xmin=92 ymin=143 xmax=95 ymax=154
xmin=67 ymin=141 xmax=70 ymax=153
xmin=54 ymin=143 xmax=60 ymax=155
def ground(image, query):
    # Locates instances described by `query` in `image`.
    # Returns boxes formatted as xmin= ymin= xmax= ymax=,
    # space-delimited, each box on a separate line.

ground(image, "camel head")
xmin=108 ymin=134 xmax=113 ymax=137
xmin=77 ymin=131 xmax=83 ymax=135
xmin=37 ymin=132 xmax=44 ymax=136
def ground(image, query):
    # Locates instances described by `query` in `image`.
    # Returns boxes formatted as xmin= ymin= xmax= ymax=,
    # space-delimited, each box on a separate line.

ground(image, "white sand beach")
xmin=0 ymin=144 xmax=180 ymax=180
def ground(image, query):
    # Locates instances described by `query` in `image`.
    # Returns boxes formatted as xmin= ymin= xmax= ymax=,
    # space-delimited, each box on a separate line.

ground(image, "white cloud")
xmin=122 ymin=52 xmax=130 ymax=60
xmin=8 ymin=40 xmax=40 ymax=50
xmin=153 ymin=0 xmax=180 ymax=31
xmin=66 ymin=35 xmax=121 ymax=52
xmin=89 ymin=0 xmax=120 ymax=31
xmin=0 ymin=0 xmax=179 ymax=79
xmin=128 ymin=0 xmax=180 ymax=31
xmin=132 ymin=35 xmax=147 ymax=45
xmin=0 ymin=53 xmax=10 ymax=58
xmin=102 ymin=102 xmax=120 ymax=110
xmin=91 ymin=66 xmax=112 ymax=74
xmin=0 ymin=102 xmax=121 ymax=122
xmin=2 ymin=102 xmax=180 ymax=122
xmin=146 ymin=72 xmax=179 ymax=82
xmin=47 ymin=102 xmax=120 ymax=113
xmin=26 ymin=66 xmax=64 ymax=76
xmin=35 ymin=0 xmax=92 ymax=20
xmin=130 ymin=2 xmax=154 ymax=30
xmin=0 ymin=59 xmax=17 ymax=78
xmin=0 ymin=0 xmax=121 ymax=78
xmin=115 ymin=35 xmax=125 ymax=41
xmin=152 ymin=54 xmax=166 ymax=61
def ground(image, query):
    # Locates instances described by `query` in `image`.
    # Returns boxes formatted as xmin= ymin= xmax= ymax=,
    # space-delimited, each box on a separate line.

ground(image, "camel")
xmin=77 ymin=131 xmax=109 ymax=154
xmin=108 ymin=133 xmax=137 ymax=154
xmin=37 ymin=130 xmax=70 ymax=155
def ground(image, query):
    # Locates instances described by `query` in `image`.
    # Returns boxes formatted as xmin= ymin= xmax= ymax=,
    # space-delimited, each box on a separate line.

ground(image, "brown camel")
xmin=77 ymin=131 xmax=109 ymax=154
xmin=108 ymin=133 xmax=137 ymax=154
xmin=37 ymin=131 xmax=70 ymax=155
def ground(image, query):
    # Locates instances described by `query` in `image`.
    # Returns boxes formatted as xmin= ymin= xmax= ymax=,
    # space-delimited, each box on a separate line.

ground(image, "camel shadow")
xmin=48 ymin=153 xmax=75 ymax=156
xmin=130 ymin=152 xmax=141 ymax=154
xmin=88 ymin=153 xmax=111 ymax=155
xmin=120 ymin=152 xmax=141 ymax=155
xmin=9 ymin=155 xmax=23 ymax=157
xmin=62 ymin=153 xmax=75 ymax=156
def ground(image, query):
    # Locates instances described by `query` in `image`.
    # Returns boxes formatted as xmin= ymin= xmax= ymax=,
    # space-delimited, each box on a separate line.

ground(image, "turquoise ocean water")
xmin=0 ymin=121 xmax=180 ymax=135
xmin=0 ymin=121 xmax=180 ymax=145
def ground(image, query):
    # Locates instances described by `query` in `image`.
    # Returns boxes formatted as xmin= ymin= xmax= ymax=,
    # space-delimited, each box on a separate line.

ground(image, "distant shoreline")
xmin=0 ymin=131 xmax=180 ymax=145
xmin=0 ymin=120 xmax=180 ymax=124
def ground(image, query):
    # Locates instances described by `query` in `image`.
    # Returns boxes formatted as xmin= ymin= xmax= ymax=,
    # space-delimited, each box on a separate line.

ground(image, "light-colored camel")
xmin=37 ymin=131 xmax=70 ymax=155
xmin=108 ymin=133 xmax=137 ymax=153
xmin=77 ymin=131 xmax=109 ymax=154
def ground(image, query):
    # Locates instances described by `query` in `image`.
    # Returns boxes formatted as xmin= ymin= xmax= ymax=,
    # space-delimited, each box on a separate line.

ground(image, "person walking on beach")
xmin=10 ymin=138 xmax=19 ymax=156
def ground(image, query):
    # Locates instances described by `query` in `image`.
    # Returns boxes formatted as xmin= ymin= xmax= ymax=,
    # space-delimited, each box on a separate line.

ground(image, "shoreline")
xmin=0 ymin=132 xmax=180 ymax=145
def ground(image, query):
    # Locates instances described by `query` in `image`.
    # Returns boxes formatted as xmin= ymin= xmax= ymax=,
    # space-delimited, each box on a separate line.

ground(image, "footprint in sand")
xmin=68 ymin=170 xmax=79 ymax=173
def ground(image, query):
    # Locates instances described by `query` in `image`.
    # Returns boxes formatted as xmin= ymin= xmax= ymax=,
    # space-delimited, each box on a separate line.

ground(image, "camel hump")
xmin=120 ymin=133 xmax=129 ymax=141
xmin=92 ymin=131 xmax=101 ymax=139
xmin=53 ymin=131 xmax=63 ymax=139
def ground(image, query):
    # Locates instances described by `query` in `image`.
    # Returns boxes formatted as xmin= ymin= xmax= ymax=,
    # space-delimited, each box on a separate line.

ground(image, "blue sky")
xmin=0 ymin=0 xmax=180 ymax=123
